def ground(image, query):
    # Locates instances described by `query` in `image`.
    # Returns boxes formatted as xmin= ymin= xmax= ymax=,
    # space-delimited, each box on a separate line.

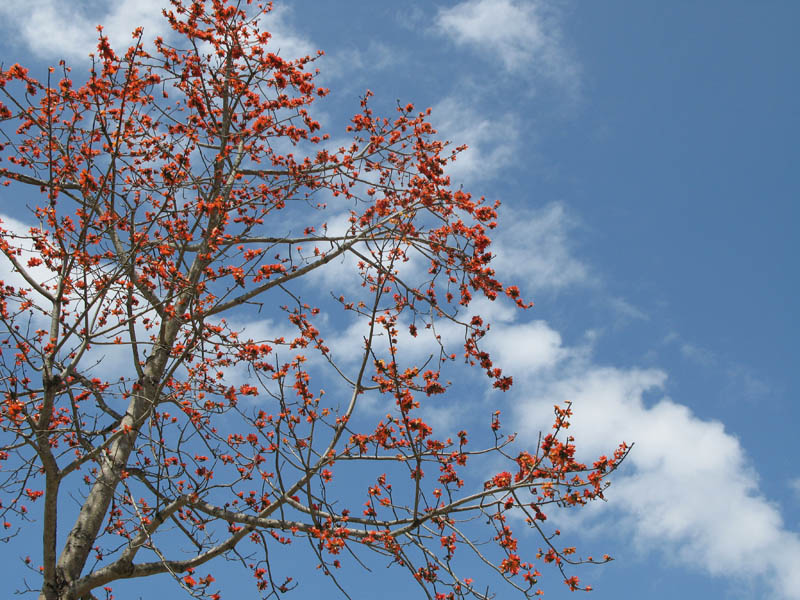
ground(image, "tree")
xmin=0 ymin=2 xmax=628 ymax=599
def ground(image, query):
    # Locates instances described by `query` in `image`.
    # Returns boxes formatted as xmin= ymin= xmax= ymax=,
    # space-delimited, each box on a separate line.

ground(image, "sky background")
xmin=0 ymin=1 xmax=798 ymax=599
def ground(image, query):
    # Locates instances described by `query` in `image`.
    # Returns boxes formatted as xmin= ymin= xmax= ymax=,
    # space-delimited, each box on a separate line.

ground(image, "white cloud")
xmin=0 ymin=213 xmax=151 ymax=377
xmin=258 ymin=5 xmax=318 ymax=61
xmin=0 ymin=1 xmax=317 ymax=64
xmin=491 ymin=202 xmax=592 ymax=291
xmin=0 ymin=214 xmax=52 ymax=295
xmin=435 ymin=0 xmax=579 ymax=92
xmin=483 ymin=319 xmax=569 ymax=373
xmin=432 ymin=95 xmax=519 ymax=184
xmin=502 ymin=331 xmax=800 ymax=599
xmin=0 ymin=0 xmax=171 ymax=60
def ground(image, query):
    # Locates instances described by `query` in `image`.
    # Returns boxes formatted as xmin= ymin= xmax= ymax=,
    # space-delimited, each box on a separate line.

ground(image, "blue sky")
xmin=0 ymin=1 xmax=798 ymax=598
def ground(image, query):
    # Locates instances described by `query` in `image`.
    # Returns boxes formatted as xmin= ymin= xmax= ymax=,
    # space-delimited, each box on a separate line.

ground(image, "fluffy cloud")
xmin=435 ymin=0 xmax=579 ymax=92
xmin=0 ymin=1 xmax=316 ymax=63
xmin=257 ymin=4 xmax=318 ymax=60
xmin=0 ymin=0 xmax=171 ymax=60
xmin=432 ymin=95 xmax=520 ymax=184
xmin=499 ymin=323 xmax=800 ymax=599
xmin=484 ymin=319 xmax=570 ymax=372
xmin=491 ymin=202 xmax=592 ymax=291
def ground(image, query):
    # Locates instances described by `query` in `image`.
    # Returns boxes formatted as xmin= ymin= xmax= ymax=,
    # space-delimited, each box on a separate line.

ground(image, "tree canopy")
xmin=0 ymin=2 xmax=626 ymax=599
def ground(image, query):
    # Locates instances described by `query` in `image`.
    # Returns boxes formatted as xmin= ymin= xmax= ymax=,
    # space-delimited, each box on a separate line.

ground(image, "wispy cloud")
xmin=680 ymin=342 xmax=716 ymax=366
xmin=434 ymin=0 xmax=579 ymax=94
xmin=725 ymin=365 xmax=772 ymax=404
xmin=326 ymin=40 xmax=404 ymax=80
xmin=790 ymin=477 xmax=800 ymax=501
xmin=668 ymin=334 xmax=773 ymax=403
xmin=607 ymin=296 xmax=650 ymax=322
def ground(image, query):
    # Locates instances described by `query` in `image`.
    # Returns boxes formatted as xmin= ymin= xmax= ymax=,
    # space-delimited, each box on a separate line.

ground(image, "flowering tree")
xmin=0 ymin=2 xmax=628 ymax=599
